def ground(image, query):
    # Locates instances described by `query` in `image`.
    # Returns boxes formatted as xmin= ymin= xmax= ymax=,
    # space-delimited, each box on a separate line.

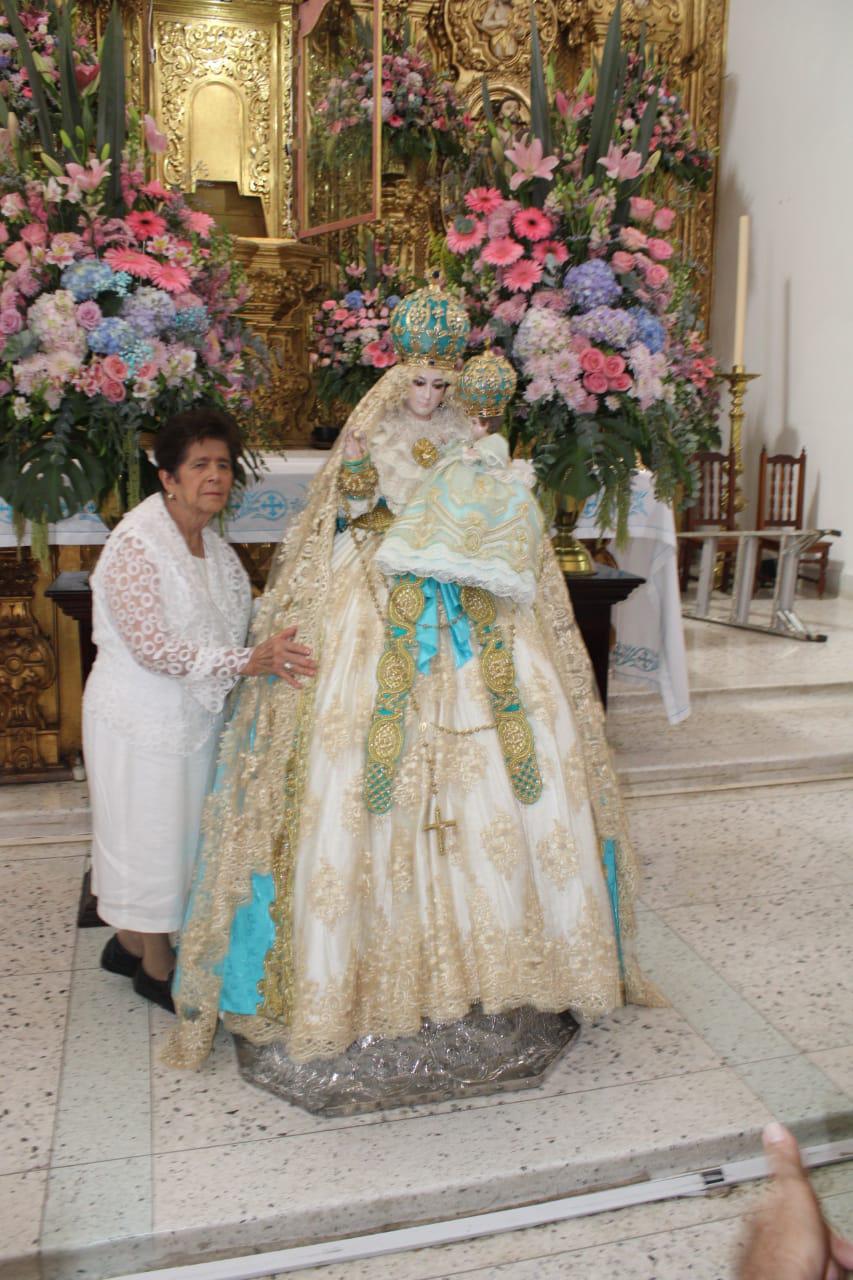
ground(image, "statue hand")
xmin=344 ymin=424 xmax=368 ymax=460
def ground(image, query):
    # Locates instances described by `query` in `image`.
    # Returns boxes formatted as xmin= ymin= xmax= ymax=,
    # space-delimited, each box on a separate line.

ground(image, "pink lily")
xmin=598 ymin=143 xmax=644 ymax=182
xmin=143 ymin=114 xmax=168 ymax=154
xmin=62 ymin=157 xmax=111 ymax=192
xmin=504 ymin=136 xmax=559 ymax=190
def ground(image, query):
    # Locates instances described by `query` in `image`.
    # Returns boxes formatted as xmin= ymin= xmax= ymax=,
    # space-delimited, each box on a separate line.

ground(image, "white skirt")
xmin=83 ymin=712 xmax=219 ymax=932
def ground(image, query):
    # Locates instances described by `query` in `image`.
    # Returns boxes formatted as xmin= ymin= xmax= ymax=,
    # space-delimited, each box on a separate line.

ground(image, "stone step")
xmin=610 ymin=686 xmax=853 ymax=796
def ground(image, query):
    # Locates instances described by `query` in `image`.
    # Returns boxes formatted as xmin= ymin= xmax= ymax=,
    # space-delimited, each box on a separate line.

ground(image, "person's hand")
xmin=343 ymin=424 xmax=368 ymax=460
xmin=739 ymin=1122 xmax=853 ymax=1280
xmin=243 ymin=625 xmax=317 ymax=687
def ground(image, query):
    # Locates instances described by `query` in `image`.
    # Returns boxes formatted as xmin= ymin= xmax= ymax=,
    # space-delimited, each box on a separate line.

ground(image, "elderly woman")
xmin=83 ymin=406 xmax=315 ymax=1013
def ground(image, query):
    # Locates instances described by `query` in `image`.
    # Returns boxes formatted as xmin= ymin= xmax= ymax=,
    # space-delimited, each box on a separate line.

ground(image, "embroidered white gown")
xmin=83 ymin=493 xmax=252 ymax=932
xmin=207 ymin=404 xmax=626 ymax=1061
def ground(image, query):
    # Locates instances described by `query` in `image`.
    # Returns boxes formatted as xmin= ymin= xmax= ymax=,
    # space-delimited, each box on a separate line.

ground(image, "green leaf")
xmin=528 ymin=2 xmax=551 ymax=155
xmin=96 ymin=4 xmax=126 ymax=214
xmin=2 ymin=0 xmax=59 ymax=159
xmin=583 ymin=0 xmax=623 ymax=180
xmin=58 ymin=0 xmax=84 ymax=148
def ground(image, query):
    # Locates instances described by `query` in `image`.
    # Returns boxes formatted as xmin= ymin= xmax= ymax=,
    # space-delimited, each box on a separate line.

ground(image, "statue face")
xmin=406 ymin=368 xmax=450 ymax=420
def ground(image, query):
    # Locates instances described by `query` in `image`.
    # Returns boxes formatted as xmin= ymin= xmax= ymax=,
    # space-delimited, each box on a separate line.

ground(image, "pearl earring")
xmin=167 ymin=491 xmax=177 ymax=501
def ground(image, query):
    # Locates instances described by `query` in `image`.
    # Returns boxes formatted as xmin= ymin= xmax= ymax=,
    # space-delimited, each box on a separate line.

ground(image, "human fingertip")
xmin=763 ymin=1121 xmax=786 ymax=1146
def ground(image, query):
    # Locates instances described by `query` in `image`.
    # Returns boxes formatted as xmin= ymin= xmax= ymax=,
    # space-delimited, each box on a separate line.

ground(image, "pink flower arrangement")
xmin=309 ymin=245 xmax=411 ymax=412
xmin=314 ymin=26 xmax=466 ymax=174
xmin=438 ymin=2 xmax=719 ymax=531
xmin=0 ymin=5 xmax=267 ymax=529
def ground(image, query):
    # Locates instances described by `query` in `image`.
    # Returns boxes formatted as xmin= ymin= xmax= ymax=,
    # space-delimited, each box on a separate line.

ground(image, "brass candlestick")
xmin=721 ymin=365 xmax=760 ymax=512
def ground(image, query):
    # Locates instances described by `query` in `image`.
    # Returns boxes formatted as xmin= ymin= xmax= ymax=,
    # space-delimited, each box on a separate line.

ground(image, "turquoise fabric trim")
xmin=603 ymin=838 xmax=624 ymax=977
xmin=415 ymin=578 xmax=472 ymax=674
xmin=218 ymin=871 xmax=276 ymax=1014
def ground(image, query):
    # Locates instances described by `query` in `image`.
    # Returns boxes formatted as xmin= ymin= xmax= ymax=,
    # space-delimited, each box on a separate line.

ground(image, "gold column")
xmin=0 ymin=551 xmax=68 ymax=781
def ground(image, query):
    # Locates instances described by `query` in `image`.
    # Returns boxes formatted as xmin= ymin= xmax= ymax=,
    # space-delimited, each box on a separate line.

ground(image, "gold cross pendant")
xmin=423 ymin=804 xmax=457 ymax=857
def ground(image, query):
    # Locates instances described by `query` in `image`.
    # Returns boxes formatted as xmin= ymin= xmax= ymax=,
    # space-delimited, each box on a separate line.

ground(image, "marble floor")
xmin=1 ymin=597 xmax=852 ymax=1280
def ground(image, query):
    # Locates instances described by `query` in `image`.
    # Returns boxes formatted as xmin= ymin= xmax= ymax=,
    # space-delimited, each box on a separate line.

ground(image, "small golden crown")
xmin=456 ymin=346 xmax=518 ymax=418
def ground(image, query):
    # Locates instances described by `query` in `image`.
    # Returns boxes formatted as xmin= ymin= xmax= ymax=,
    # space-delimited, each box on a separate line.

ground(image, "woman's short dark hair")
xmin=154 ymin=406 xmax=244 ymax=478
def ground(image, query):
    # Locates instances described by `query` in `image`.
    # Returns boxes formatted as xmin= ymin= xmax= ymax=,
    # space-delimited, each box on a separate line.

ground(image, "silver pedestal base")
xmin=233 ymin=1005 xmax=580 ymax=1116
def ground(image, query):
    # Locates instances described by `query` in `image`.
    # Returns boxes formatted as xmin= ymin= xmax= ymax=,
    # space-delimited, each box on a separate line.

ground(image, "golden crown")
xmin=456 ymin=347 xmax=518 ymax=418
xmin=389 ymin=279 xmax=471 ymax=369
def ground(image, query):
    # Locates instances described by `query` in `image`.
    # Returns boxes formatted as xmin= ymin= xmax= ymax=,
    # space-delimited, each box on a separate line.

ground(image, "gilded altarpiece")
xmin=2 ymin=0 xmax=726 ymax=777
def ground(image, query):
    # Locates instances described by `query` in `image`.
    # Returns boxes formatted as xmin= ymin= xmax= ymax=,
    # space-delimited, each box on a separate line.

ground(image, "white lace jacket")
xmin=84 ymin=493 xmax=253 ymax=754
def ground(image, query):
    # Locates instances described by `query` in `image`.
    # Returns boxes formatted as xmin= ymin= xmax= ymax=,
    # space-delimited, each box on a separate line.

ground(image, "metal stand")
xmin=681 ymin=528 xmax=840 ymax=641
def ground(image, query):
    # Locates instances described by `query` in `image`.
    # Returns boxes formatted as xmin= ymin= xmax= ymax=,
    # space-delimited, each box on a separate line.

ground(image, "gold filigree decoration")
xmin=307 ymin=860 xmax=350 ymax=926
xmin=536 ymin=820 xmax=580 ymax=888
xmin=155 ymin=19 xmax=274 ymax=224
xmin=444 ymin=0 xmax=560 ymax=74
xmin=412 ymin=437 xmax=440 ymax=469
xmin=481 ymin=810 xmax=524 ymax=878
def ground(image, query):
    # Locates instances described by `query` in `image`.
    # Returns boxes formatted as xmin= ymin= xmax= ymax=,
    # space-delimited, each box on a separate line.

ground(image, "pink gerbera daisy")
xmin=181 ymin=209 xmax=216 ymax=238
xmin=446 ymin=216 xmax=487 ymax=254
xmin=502 ymin=258 xmax=543 ymax=292
xmin=103 ymin=247 xmax=157 ymax=278
xmin=125 ymin=210 xmax=168 ymax=241
xmin=481 ymin=237 xmax=524 ymax=267
xmin=531 ymin=238 xmax=569 ymax=265
xmin=511 ymin=207 xmax=554 ymax=242
xmin=148 ymin=261 xmax=192 ymax=294
xmin=464 ymin=186 xmax=504 ymax=215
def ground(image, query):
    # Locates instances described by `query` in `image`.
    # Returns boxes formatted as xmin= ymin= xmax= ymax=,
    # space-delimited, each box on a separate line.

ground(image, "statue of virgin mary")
xmin=167 ymin=283 xmax=660 ymax=1111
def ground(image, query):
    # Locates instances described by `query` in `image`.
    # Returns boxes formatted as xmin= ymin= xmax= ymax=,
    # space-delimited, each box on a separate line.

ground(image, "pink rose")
xmin=332 ymin=309 xmax=349 ymax=322
xmin=579 ymin=347 xmax=606 ymax=374
xmin=0 ymin=224 xmax=7 ymax=245
xmin=610 ymin=372 xmax=633 ymax=392
xmin=0 ymin=378 xmax=11 ymax=395
xmin=0 ymin=309 xmax=23 ymax=334
xmin=629 ymin=196 xmax=656 ymax=222
xmin=647 ymin=237 xmax=673 ymax=262
xmin=653 ymin=207 xmax=676 ymax=232
xmin=321 ymin=299 xmax=337 ymax=311
xmin=619 ymin=226 xmax=647 ymax=252
xmin=3 ymin=242 xmax=29 ymax=267
xmin=76 ymin=300 xmax=102 ymax=330
xmin=101 ymin=378 xmax=126 ymax=403
xmin=102 ymin=355 xmax=129 ymax=382
xmin=611 ymin=250 xmax=635 ymax=274
xmin=583 ymin=372 xmax=608 ymax=395
xmin=20 ymin=222 xmax=46 ymax=247
xmin=604 ymin=354 xmax=626 ymax=378
xmin=645 ymin=263 xmax=670 ymax=289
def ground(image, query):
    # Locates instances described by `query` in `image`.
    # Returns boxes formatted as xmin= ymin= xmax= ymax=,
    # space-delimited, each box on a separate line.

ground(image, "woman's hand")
xmin=343 ymin=424 xmax=368 ymax=460
xmin=243 ymin=625 xmax=317 ymax=687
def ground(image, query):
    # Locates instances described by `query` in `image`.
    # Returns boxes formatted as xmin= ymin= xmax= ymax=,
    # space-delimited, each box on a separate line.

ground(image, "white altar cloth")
xmin=0 ymin=450 xmax=327 ymax=548
xmin=574 ymin=471 xmax=690 ymax=724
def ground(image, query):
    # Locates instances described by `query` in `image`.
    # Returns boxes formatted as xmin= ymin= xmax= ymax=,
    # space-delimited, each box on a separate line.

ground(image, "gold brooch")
xmin=412 ymin=437 xmax=439 ymax=469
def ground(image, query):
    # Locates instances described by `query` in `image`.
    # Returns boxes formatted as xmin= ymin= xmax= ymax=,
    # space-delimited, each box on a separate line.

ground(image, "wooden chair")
xmin=679 ymin=447 xmax=737 ymax=592
xmin=755 ymin=447 xmax=831 ymax=596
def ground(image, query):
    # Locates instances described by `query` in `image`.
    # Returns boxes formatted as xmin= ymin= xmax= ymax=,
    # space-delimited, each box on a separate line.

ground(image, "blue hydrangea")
xmin=109 ymin=272 xmax=132 ymax=297
xmin=343 ymin=290 xmax=364 ymax=309
xmin=573 ymin=306 xmax=637 ymax=351
xmin=631 ymin=308 xmax=666 ymax=354
xmin=385 ymin=294 xmax=401 ymax=310
xmin=87 ymin=317 xmax=135 ymax=356
xmin=564 ymin=259 xmax=622 ymax=312
xmin=169 ymin=305 xmax=210 ymax=338
xmin=121 ymin=286 xmax=176 ymax=338
xmin=122 ymin=339 xmax=155 ymax=376
xmin=61 ymin=260 xmax=117 ymax=302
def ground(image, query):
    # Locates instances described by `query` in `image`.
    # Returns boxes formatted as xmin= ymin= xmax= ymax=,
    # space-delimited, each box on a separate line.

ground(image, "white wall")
xmin=710 ymin=0 xmax=853 ymax=593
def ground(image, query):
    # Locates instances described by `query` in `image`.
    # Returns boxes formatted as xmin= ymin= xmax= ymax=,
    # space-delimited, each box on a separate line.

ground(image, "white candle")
xmin=732 ymin=214 xmax=750 ymax=369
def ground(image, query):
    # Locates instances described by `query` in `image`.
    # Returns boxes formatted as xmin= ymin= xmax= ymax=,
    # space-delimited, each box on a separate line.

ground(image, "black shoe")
xmin=100 ymin=934 xmax=140 ymax=979
xmin=133 ymin=964 xmax=176 ymax=1015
